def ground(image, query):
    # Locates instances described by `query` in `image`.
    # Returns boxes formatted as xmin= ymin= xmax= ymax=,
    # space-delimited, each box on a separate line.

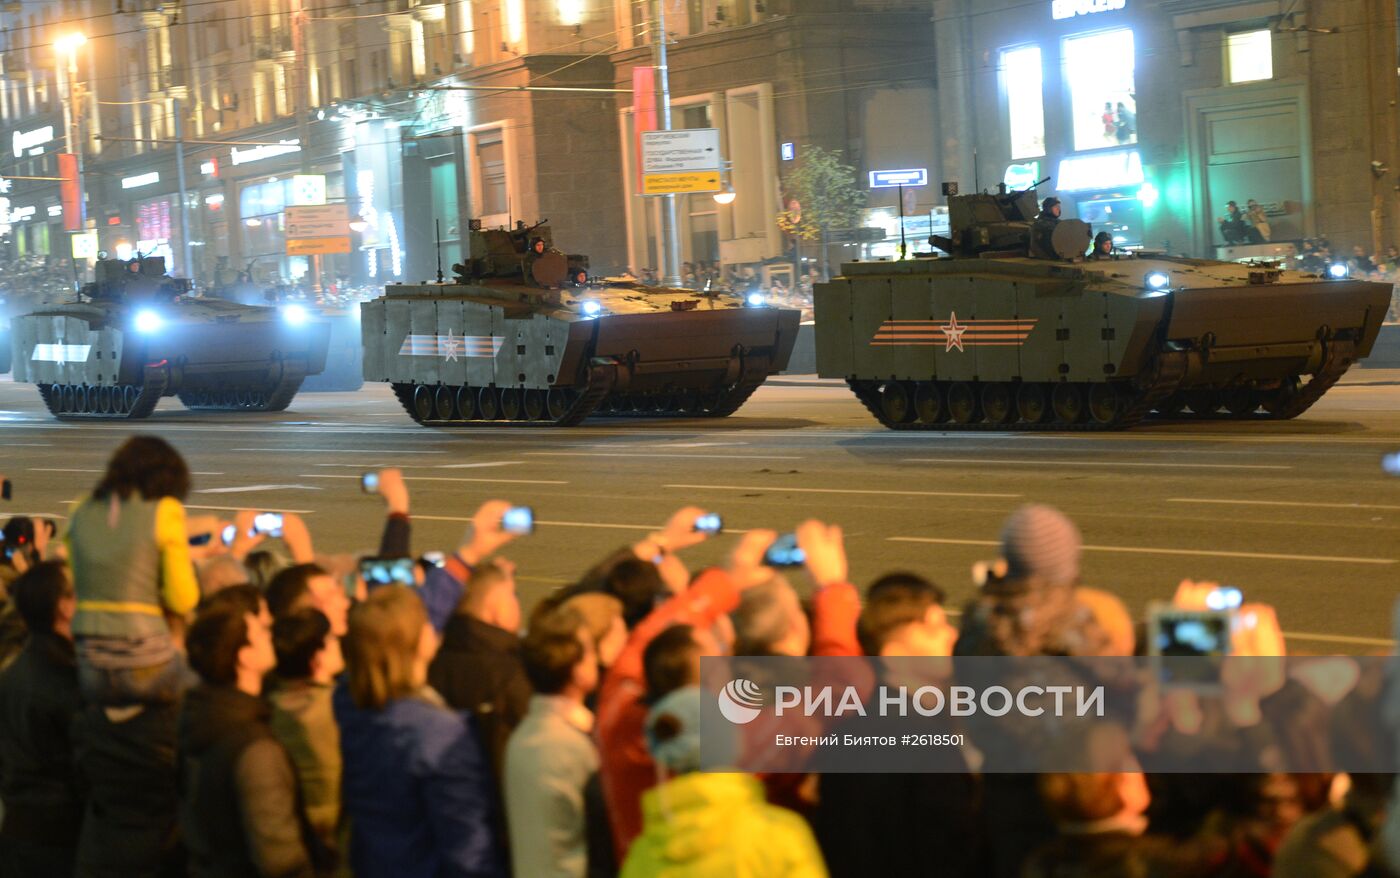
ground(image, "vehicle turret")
xmin=930 ymin=183 xmax=1091 ymax=261
xmin=450 ymin=220 xmax=590 ymax=293
xmin=84 ymin=255 xmax=191 ymax=304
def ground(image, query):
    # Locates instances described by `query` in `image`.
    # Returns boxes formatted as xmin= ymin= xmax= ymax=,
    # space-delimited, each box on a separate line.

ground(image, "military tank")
xmin=362 ymin=221 xmax=801 ymax=426
xmin=10 ymin=256 xmax=331 ymax=420
xmin=815 ymin=184 xmax=1391 ymax=430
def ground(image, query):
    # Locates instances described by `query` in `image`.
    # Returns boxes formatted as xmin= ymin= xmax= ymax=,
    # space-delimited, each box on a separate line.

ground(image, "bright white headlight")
xmin=133 ymin=309 xmax=164 ymax=334
xmin=1145 ymin=271 xmax=1170 ymax=291
xmin=1327 ymin=262 xmax=1349 ymax=279
xmin=581 ymin=300 xmax=602 ymax=318
xmin=746 ymin=292 xmax=767 ymax=308
xmin=282 ymin=304 xmax=309 ymax=326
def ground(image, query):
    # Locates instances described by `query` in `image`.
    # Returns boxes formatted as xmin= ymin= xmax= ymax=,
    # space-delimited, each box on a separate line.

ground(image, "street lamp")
xmin=713 ymin=183 xmax=736 ymax=205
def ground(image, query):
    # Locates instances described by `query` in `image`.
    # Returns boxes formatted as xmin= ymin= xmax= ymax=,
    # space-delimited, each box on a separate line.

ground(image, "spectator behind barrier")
xmin=334 ymin=586 xmax=503 ymax=878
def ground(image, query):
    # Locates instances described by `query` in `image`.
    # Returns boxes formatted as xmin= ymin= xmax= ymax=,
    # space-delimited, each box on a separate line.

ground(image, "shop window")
xmin=1063 ymin=29 xmax=1136 ymax=152
xmin=1227 ymin=30 xmax=1272 ymax=84
xmin=474 ymin=131 xmax=508 ymax=217
xmin=1002 ymin=45 xmax=1045 ymax=160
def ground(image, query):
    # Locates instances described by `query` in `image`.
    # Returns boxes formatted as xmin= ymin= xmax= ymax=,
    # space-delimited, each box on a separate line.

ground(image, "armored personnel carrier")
xmin=362 ymin=221 xmax=800 ymax=426
xmin=815 ymin=185 xmax=1390 ymax=430
xmin=10 ymin=256 xmax=330 ymax=420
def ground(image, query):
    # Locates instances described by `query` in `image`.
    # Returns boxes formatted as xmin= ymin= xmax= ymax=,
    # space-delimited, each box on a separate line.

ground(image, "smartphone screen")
xmin=763 ymin=533 xmax=806 ymax=568
xmin=1205 ymin=587 xmax=1242 ymax=611
xmin=694 ymin=513 xmax=723 ymax=534
xmin=1 ymin=479 xmax=10 ymax=501
xmin=188 ymin=532 xmax=214 ymax=547
xmin=359 ymin=557 xmax=417 ymax=587
xmin=253 ymin=512 xmax=284 ymax=537
xmin=221 ymin=524 xmax=237 ymax=547
xmin=362 ymin=472 xmax=379 ymax=493
xmin=1148 ymin=606 xmax=1232 ymax=690
xmin=502 ymin=506 xmax=534 ymax=536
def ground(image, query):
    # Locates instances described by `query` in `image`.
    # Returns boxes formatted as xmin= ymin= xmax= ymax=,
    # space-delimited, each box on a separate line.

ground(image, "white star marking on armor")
xmin=442 ymin=329 xmax=462 ymax=362
xmin=940 ymin=312 xmax=967 ymax=353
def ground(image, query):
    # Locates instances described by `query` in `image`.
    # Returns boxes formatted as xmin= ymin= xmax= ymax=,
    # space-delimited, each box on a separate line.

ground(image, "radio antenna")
xmin=435 ymin=219 xmax=445 ymax=284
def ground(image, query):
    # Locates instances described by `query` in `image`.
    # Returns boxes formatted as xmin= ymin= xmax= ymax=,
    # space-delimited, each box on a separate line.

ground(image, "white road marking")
xmin=300 ymin=474 xmax=568 ymax=485
xmin=232 ymin=447 xmax=448 ymax=454
xmin=886 ymin=536 xmax=1395 ymax=566
xmin=524 ymin=451 xmax=803 ymax=460
xmin=414 ymin=515 xmax=664 ymax=532
xmin=902 ymin=457 xmax=1292 ymax=471
xmin=665 ymin=483 xmax=1021 ymax=499
xmin=1168 ymin=498 xmax=1400 ymax=512
xmin=1 ymin=442 xmax=51 ymax=447
xmin=436 ymin=461 xmax=527 ymax=469
xmin=32 ymin=468 xmax=225 ymax=475
xmin=197 ymin=484 xmax=323 ymax=494
xmin=8 ymin=512 xmax=67 ymax=519
xmin=186 ymin=504 xmax=315 ymax=514
xmin=1281 ymin=631 xmax=1397 ymax=647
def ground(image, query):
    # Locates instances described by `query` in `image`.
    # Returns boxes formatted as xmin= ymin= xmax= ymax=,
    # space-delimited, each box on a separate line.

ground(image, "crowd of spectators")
xmin=0 ymin=255 xmax=78 ymax=318
xmin=0 ymin=436 xmax=1396 ymax=877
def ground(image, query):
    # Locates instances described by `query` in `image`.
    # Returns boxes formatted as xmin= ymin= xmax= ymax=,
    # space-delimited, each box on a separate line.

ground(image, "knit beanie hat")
xmin=1000 ymin=504 xmax=1082 ymax=586
xmin=646 ymin=685 xmax=703 ymax=775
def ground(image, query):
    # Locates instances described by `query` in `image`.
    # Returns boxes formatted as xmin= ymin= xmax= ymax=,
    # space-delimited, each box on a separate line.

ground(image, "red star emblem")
xmin=940 ymin=311 xmax=967 ymax=353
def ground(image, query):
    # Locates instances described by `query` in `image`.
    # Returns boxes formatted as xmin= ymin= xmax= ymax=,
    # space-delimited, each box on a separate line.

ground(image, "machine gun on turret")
xmin=930 ymin=177 xmax=1091 ymax=261
xmin=450 ymin=219 xmax=591 ymax=290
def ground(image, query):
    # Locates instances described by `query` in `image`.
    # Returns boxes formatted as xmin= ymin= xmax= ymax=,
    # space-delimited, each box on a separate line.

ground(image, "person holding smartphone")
xmin=66 ymin=436 xmax=200 ymax=707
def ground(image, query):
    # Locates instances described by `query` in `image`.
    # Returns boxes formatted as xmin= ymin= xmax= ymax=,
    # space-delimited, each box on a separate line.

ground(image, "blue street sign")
xmin=869 ymin=168 xmax=928 ymax=189
xmin=781 ymin=142 xmax=796 ymax=161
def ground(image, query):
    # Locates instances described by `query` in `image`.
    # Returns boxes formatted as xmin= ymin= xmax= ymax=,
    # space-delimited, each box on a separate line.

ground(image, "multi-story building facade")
xmin=0 ymin=0 xmax=940 ymax=292
xmin=933 ymin=0 xmax=1400 ymax=258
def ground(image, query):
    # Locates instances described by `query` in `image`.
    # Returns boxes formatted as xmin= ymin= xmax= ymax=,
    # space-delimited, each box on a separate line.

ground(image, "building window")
xmin=1002 ymin=46 xmax=1045 ymax=160
xmin=1227 ymin=30 xmax=1273 ymax=84
xmin=1064 ymin=28 xmax=1136 ymax=152
xmin=475 ymin=130 xmax=508 ymax=217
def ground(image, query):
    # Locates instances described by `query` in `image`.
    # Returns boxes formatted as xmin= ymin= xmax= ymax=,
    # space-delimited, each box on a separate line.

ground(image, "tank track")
xmin=846 ymin=351 xmax=1189 ymax=432
xmin=391 ymin=362 xmax=618 ymax=427
xmin=37 ymin=364 xmax=169 ymax=421
xmin=1145 ymin=338 xmax=1358 ymax=422
xmin=177 ymin=362 xmax=308 ymax=413
xmin=592 ymin=355 xmax=774 ymax=419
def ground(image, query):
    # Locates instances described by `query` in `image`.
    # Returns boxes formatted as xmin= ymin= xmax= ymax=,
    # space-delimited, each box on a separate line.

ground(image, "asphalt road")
xmin=3 ymin=372 xmax=1399 ymax=652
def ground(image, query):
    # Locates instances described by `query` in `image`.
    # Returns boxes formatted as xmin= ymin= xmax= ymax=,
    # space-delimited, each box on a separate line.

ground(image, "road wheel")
xmin=1261 ymin=376 xmax=1301 ymax=417
xmin=879 ymin=381 xmax=915 ymax=424
xmin=1185 ymin=389 xmax=1220 ymax=416
xmin=947 ymin=382 xmax=981 ymax=424
xmin=914 ymin=382 xmax=945 ymax=424
xmin=524 ymin=389 xmax=546 ymax=421
xmin=456 ymin=386 xmax=479 ymax=420
xmin=123 ymin=386 xmax=139 ymax=413
xmin=478 ymin=387 xmax=501 ymax=420
xmin=500 ymin=388 xmax=523 ymax=420
xmin=1017 ymin=383 xmax=1050 ymax=424
xmin=1223 ymin=388 xmax=1258 ymax=417
xmin=1088 ymin=383 xmax=1125 ymax=426
xmin=546 ymin=389 xmax=573 ymax=421
xmin=1051 ymin=382 xmax=1086 ymax=424
xmin=412 ymin=385 xmax=434 ymax=421
xmin=61 ymin=385 xmax=75 ymax=413
xmin=980 ymin=382 xmax=1014 ymax=425
xmin=434 ymin=386 xmax=456 ymax=421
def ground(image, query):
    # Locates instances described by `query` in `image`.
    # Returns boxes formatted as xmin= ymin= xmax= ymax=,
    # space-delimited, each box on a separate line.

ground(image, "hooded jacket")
xmin=620 ymin=772 xmax=827 ymax=878
xmin=177 ymin=684 xmax=316 ymax=878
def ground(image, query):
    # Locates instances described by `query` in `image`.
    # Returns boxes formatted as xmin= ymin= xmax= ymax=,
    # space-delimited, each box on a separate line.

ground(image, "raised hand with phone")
xmin=455 ymin=500 xmax=529 ymax=569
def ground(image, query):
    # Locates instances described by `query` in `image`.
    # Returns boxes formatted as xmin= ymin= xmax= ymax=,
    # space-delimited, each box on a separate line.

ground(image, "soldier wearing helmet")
xmin=1031 ymin=196 xmax=1063 ymax=257
xmin=1088 ymin=231 xmax=1114 ymax=260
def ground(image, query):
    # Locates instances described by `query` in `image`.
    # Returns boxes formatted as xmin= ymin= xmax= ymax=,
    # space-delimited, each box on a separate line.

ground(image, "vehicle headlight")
xmin=282 ymin=304 xmax=309 ymax=326
xmin=133 ymin=309 xmax=164 ymax=334
xmin=1145 ymin=271 xmax=1171 ymax=291
xmin=745 ymin=292 xmax=768 ymax=308
xmin=1327 ymin=262 xmax=1349 ymax=279
xmin=581 ymin=300 xmax=602 ymax=318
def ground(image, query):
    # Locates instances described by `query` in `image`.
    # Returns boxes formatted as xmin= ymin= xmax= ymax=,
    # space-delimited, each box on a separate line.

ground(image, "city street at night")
xmin=4 ymin=371 xmax=1398 ymax=649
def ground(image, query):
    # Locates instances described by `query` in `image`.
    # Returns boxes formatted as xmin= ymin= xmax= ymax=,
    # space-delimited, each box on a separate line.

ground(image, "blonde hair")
xmin=345 ymin=586 xmax=427 ymax=710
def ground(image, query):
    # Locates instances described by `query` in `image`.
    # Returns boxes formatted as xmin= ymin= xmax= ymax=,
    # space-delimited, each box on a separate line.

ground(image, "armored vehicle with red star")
xmin=361 ymin=221 xmax=801 ymax=426
xmin=10 ymin=256 xmax=331 ymax=420
xmin=814 ymin=185 xmax=1391 ymax=430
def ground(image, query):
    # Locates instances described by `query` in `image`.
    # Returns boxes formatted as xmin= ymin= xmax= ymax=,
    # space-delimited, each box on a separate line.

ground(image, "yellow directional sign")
xmin=642 ymin=171 xmax=721 ymax=195
xmin=287 ymin=236 xmax=353 ymax=255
